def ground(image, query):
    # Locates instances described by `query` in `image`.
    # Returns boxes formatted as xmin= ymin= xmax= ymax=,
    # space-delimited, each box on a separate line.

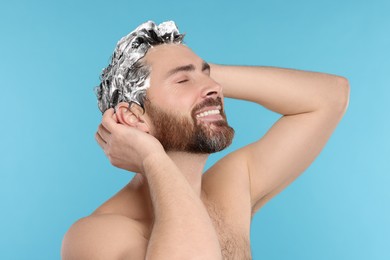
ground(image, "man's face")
xmin=142 ymin=44 xmax=234 ymax=153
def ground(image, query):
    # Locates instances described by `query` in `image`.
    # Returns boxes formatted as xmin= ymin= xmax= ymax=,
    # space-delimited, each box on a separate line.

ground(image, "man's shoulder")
xmin=61 ymin=214 xmax=148 ymax=260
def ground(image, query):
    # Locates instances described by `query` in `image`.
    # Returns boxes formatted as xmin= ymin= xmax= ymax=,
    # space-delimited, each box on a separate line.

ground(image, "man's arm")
xmin=210 ymin=64 xmax=350 ymax=213
xmin=142 ymin=152 xmax=222 ymax=260
xmin=62 ymin=110 xmax=222 ymax=260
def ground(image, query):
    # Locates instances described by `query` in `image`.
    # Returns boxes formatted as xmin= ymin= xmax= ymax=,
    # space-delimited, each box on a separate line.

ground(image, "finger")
xmin=112 ymin=112 xmax=118 ymax=122
xmin=95 ymin=131 xmax=107 ymax=149
xmin=102 ymin=108 xmax=116 ymax=131
xmin=97 ymin=124 xmax=111 ymax=143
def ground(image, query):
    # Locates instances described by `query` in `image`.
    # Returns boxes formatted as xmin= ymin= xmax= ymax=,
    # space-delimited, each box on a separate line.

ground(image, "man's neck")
xmin=125 ymin=151 xmax=208 ymax=224
xmin=131 ymin=151 xmax=209 ymax=199
xmin=165 ymin=151 xmax=209 ymax=196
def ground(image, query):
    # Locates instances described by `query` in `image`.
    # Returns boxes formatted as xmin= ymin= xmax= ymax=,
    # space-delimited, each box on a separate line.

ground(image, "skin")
xmin=61 ymin=43 xmax=350 ymax=260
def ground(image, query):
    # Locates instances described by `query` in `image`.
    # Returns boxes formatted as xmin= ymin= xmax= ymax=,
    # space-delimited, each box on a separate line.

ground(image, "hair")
xmin=94 ymin=20 xmax=185 ymax=113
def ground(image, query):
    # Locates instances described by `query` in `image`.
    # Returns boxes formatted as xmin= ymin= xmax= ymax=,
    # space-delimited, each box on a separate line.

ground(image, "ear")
xmin=115 ymin=102 xmax=150 ymax=133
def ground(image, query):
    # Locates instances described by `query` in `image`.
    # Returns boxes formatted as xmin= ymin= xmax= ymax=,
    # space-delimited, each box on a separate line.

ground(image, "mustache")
xmin=192 ymin=97 xmax=223 ymax=114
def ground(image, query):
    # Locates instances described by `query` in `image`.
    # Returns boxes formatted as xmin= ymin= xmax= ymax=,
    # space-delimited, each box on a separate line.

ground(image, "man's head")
xmin=95 ymin=20 xmax=185 ymax=112
xmin=96 ymin=21 xmax=234 ymax=154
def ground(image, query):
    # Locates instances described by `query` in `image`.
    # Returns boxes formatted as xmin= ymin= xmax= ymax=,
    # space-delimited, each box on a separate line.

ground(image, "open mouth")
xmin=195 ymin=105 xmax=223 ymax=122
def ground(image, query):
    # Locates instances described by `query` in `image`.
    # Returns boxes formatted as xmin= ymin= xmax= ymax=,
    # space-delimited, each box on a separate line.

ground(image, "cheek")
xmin=149 ymin=83 xmax=200 ymax=115
xmin=167 ymin=93 xmax=197 ymax=114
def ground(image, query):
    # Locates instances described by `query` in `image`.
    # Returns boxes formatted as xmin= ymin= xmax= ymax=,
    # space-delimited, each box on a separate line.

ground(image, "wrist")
xmin=142 ymin=151 xmax=169 ymax=176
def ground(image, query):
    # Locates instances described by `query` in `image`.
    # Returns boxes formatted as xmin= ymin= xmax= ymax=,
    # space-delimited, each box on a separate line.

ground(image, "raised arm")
xmin=210 ymin=63 xmax=350 ymax=213
xmin=142 ymin=152 xmax=222 ymax=260
xmin=211 ymin=64 xmax=349 ymax=114
xmin=62 ymin=108 xmax=222 ymax=260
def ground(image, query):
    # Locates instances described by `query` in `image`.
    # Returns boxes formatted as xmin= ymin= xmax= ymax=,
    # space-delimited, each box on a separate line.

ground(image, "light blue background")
xmin=1 ymin=0 xmax=389 ymax=259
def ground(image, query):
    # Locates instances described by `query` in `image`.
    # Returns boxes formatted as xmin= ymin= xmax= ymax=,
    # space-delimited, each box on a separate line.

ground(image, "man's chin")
xmin=196 ymin=128 xmax=235 ymax=153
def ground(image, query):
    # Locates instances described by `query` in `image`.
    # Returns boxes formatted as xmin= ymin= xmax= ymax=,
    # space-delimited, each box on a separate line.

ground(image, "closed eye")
xmin=177 ymin=79 xmax=189 ymax=84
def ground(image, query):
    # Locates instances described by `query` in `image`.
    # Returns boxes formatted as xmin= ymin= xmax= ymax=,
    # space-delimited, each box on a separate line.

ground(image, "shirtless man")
xmin=61 ymin=21 xmax=350 ymax=259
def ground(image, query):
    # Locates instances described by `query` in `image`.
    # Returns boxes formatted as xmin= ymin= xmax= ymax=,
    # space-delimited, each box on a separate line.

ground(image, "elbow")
xmin=326 ymin=76 xmax=350 ymax=113
xmin=337 ymin=76 xmax=350 ymax=112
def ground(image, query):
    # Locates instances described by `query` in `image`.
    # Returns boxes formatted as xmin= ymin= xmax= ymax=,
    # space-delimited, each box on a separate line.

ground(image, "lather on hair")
xmin=95 ymin=20 xmax=185 ymax=113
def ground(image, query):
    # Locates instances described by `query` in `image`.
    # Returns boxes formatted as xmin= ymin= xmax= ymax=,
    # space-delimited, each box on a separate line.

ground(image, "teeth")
xmin=196 ymin=109 xmax=220 ymax=118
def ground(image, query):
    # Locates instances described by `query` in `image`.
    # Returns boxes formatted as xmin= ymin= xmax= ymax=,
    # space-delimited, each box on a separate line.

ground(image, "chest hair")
xmin=204 ymin=199 xmax=252 ymax=260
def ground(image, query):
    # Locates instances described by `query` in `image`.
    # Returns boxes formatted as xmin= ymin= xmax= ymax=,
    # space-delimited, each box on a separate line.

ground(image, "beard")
xmin=144 ymin=97 xmax=235 ymax=154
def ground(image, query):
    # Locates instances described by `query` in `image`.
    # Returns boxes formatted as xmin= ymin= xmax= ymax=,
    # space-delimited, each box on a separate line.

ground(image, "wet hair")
xmin=94 ymin=20 xmax=185 ymax=113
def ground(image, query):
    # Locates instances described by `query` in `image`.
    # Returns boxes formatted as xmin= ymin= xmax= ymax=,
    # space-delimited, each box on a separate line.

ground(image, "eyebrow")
xmin=165 ymin=61 xmax=210 ymax=79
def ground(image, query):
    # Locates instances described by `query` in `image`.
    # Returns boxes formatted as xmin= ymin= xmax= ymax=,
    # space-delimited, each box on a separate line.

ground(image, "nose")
xmin=200 ymin=76 xmax=222 ymax=99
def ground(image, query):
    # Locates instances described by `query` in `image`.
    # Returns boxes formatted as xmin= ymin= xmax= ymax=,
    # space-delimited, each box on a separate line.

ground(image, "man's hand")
xmin=95 ymin=108 xmax=164 ymax=174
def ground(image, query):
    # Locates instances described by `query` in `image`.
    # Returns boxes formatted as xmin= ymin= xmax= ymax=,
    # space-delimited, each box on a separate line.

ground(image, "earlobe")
xmin=115 ymin=102 xmax=150 ymax=133
xmin=136 ymin=121 xmax=150 ymax=133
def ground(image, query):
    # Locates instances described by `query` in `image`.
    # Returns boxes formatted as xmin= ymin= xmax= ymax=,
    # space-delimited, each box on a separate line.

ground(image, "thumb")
xmin=102 ymin=108 xmax=116 ymax=131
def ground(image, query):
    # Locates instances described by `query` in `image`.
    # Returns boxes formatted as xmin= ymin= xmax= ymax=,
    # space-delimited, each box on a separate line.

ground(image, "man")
xmin=61 ymin=20 xmax=350 ymax=259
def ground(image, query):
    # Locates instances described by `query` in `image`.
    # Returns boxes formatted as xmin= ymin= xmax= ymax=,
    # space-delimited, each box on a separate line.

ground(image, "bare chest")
xmin=136 ymin=198 xmax=252 ymax=259
xmin=203 ymin=198 xmax=253 ymax=260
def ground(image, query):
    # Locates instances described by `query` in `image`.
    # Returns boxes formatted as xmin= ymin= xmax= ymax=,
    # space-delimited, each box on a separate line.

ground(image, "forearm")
xmin=143 ymin=153 xmax=222 ymax=260
xmin=210 ymin=63 xmax=349 ymax=115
